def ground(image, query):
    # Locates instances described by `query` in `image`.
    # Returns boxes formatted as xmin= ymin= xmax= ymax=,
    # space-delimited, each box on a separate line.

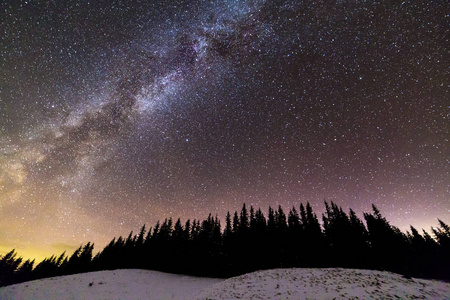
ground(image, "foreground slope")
xmin=197 ymin=268 xmax=450 ymax=299
xmin=1 ymin=268 xmax=449 ymax=299
xmin=0 ymin=269 xmax=222 ymax=300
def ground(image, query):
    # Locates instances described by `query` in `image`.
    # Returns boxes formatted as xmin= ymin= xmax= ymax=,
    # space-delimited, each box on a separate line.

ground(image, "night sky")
xmin=1 ymin=0 xmax=448 ymax=262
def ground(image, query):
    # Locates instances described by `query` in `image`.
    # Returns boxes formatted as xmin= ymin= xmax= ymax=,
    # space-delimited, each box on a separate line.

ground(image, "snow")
xmin=197 ymin=268 xmax=450 ymax=299
xmin=1 ymin=268 xmax=449 ymax=300
xmin=0 ymin=269 xmax=222 ymax=300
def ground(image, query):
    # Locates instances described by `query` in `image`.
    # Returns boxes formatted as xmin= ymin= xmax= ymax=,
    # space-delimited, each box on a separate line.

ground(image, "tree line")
xmin=1 ymin=202 xmax=449 ymax=287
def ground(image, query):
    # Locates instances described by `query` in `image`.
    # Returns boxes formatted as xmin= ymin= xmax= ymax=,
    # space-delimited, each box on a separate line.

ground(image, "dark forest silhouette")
xmin=1 ymin=202 xmax=449 ymax=287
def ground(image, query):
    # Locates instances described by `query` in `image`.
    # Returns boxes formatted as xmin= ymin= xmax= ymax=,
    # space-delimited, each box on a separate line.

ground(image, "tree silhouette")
xmin=431 ymin=220 xmax=450 ymax=279
xmin=224 ymin=211 xmax=232 ymax=238
xmin=364 ymin=205 xmax=409 ymax=273
xmin=0 ymin=249 xmax=22 ymax=286
xmin=2 ymin=202 xmax=449 ymax=286
xmin=303 ymin=202 xmax=325 ymax=267
xmin=323 ymin=201 xmax=369 ymax=268
xmin=287 ymin=206 xmax=303 ymax=266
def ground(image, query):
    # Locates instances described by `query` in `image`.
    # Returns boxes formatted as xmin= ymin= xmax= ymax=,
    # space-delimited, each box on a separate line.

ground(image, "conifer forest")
xmin=1 ymin=202 xmax=449 ymax=287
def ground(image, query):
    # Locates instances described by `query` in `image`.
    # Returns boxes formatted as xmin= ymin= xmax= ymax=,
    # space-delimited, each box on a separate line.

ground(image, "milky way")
xmin=1 ymin=0 xmax=448 ymax=261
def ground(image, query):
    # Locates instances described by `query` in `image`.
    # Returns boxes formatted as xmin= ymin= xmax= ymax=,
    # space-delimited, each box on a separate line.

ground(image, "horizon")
xmin=1 ymin=201 xmax=447 ymax=264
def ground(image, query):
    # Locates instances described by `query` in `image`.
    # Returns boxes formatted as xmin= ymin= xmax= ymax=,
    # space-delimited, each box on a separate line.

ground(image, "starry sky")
xmin=1 ymin=0 xmax=448 ymax=262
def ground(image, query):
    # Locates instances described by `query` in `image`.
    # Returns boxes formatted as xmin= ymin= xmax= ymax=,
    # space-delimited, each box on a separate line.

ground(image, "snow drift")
xmin=0 ymin=268 xmax=449 ymax=299
xmin=198 ymin=268 xmax=450 ymax=299
xmin=0 ymin=269 xmax=221 ymax=300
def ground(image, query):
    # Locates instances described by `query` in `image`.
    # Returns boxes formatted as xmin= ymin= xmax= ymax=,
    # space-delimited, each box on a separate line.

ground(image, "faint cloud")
xmin=51 ymin=243 xmax=79 ymax=254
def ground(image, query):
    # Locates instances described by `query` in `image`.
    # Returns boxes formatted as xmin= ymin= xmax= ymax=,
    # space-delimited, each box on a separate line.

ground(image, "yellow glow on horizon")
xmin=0 ymin=243 xmax=81 ymax=265
xmin=0 ymin=245 xmax=46 ymax=265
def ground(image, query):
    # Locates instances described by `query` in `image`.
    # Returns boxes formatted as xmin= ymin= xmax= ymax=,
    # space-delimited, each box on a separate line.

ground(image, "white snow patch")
xmin=1 ymin=268 xmax=449 ymax=300
xmin=0 ymin=269 xmax=221 ymax=300
xmin=196 ymin=268 xmax=450 ymax=300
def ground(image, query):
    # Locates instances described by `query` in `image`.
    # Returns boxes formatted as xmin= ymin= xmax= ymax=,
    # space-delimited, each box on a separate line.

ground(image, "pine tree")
xmin=0 ymin=249 xmax=22 ymax=286
xmin=191 ymin=219 xmax=200 ymax=240
xmin=224 ymin=211 xmax=232 ymax=237
xmin=222 ymin=212 xmax=235 ymax=276
xmin=33 ymin=255 xmax=59 ymax=279
xmin=302 ymin=202 xmax=324 ymax=267
xmin=253 ymin=207 xmax=268 ymax=269
xmin=184 ymin=220 xmax=191 ymax=240
xmin=240 ymin=203 xmax=249 ymax=233
xmin=144 ymin=227 xmax=152 ymax=245
xmin=152 ymin=221 xmax=160 ymax=239
xmin=287 ymin=206 xmax=302 ymax=266
xmin=364 ymin=205 xmax=409 ymax=273
xmin=433 ymin=219 xmax=450 ymax=248
xmin=276 ymin=205 xmax=288 ymax=232
xmin=266 ymin=206 xmax=278 ymax=268
xmin=78 ymin=242 xmax=94 ymax=272
xmin=64 ymin=246 xmax=82 ymax=274
xmin=173 ymin=218 xmax=184 ymax=240
xmin=159 ymin=218 xmax=173 ymax=241
xmin=250 ymin=205 xmax=256 ymax=229
xmin=323 ymin=201 xmax=366 ymax=267
xmin=348 ymin=208 xmax=369 ymax=267
xmin=255 ymin=208 xmax=267 ymax=231
xmin=300 ymin=203 xmax=307 ymax=227
xmin=432 ymin=220 xmax=450 ymax=279
xmin=15 ymin=259 xmax=34 ymax=284
xmin=232 ymin=211 xmax=239 ymax=234
xmin=288 ymin=206 xmax=300 ymax=230
xmin=268 ymin=206 xmax=276 ymax=232
xmin=136 ymin=225 xmax=146 ymax=246
xmin=56 ymin=251 xmax=67 ymax=267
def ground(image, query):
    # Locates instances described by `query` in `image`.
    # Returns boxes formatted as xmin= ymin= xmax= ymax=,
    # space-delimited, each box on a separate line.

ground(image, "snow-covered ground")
xmin=0 ymin=269 xmax=221 ymax=300
xmin=198 ymin=268 xmax=450 ymax=299
xmin=1 ymin=268 xmax=449 ymax=299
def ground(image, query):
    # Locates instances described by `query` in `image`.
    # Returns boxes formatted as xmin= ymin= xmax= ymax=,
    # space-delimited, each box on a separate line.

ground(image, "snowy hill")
xmin=0 ymin=269 xmax=221 ymax=300
xmin=1 ymin=268 xmax=449 ymax=299
xmin=198 ymin=268 xmax=450 ymax=299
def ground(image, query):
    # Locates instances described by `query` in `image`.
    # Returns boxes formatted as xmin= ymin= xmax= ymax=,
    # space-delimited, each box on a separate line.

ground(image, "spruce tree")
xmin=173 ymin=218 xmax=184 ymax=240
xmin=302 ymin=202 xmax=324 ymax=267
xmin=240 ymin=203 xmax=249 ymax=233
xmin=15 ymin=259 xmax=34 ymax=284
xmin=364 ymin=205 xmax=409 ymax=273
xmin=224 ymin=211 xmax=232 ymax=238
xmin=287 ymin=206 xmax=302 ymax=266
xmin=184 ymin=220 xmax=191 ymax=240
xmin=288 ymin=206 xmax=300 ymax=230
xmin=232 ymin=211 xmax=240 ymax=234
xmin=136 ymin=225 xmax=146 ymax=246
xmin=250 ymin=205 xmax=256 ymax=229
xmin=0 ymin=249 xmax=22 ymax=286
